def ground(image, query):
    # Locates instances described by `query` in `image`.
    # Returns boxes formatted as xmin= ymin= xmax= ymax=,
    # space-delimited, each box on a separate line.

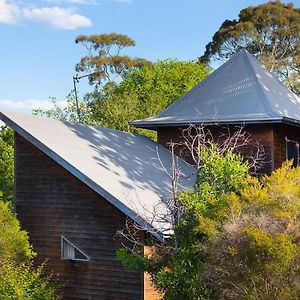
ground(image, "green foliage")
xmin=177 ymin=145 xmax=249 ymax=242
xmin=196 ymin=144 xmax=249 ymax=196
xmin=118 ymin=146 xmax=300 ymax=299
xmin=0 ymin=201 xmax=35 ymax=264
xmin=117 ymin=144 xmax=249 ymax=299
xmin=205 ymin=161 xmax=300 ymax=299
xmin=0 ymin=260 xmax=59 ymax=300
xmin=93 ymin=59 xmax=209 ymax=139
xmin=33 ymin=94 xmax=95 ymax=125
xmin=0 ymin=126 xmax=14 ymax=202
xmin=75 ymin=33 xmax=151 ymax=94
xmin=0 ymin=202 xmax=60 ymax=299
xmin=200 ymin=1 xmax=300 ymax=95
xmin=152 ymin=248 xmax=209 ymax=300
xmin=36 ymin=59 xmax=209 ymax=140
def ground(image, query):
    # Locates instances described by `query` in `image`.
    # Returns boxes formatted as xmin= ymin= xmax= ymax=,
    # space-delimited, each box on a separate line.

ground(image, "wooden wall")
xmin=273 ymin=124 xmax=300 ymax=170
xmin=157 ymin=124 xmax=275 ymax=174
xmin=14 ymin=133 xmax=144 ymax=300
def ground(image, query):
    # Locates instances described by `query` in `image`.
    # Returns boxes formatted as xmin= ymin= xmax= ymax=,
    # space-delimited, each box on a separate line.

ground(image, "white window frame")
xmin=60 ymin=236 xmax=90 ymax=262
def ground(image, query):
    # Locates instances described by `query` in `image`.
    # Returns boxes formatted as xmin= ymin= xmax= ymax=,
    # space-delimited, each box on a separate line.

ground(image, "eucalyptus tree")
xmin=200 ymin=1 xmax=300 ymax=95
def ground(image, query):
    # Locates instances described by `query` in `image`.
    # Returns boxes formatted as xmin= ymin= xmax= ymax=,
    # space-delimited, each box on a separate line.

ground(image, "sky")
xmin=0 ymin=0 xmax=299 ymax=114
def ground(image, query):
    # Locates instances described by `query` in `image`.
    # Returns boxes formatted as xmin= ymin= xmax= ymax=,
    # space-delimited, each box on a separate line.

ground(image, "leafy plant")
xmin=0 ymin=126 xmax=14 ymax=202
xmin=0 ymin=260 xmax=59 ymax=300
xmin=0 ymin=202 xmax=60 ymax=299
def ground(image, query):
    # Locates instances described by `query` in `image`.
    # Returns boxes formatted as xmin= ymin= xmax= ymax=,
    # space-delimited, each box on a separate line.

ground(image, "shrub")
xmin=0 ymin=202 xmax=60 ymax=299
xmin=0 ymin=260 xmax=59 ymax=300
xmin=0 ymin=201 xmax=35 ymax=263
xmin=204 ymin=162 xmax=300 ymax=299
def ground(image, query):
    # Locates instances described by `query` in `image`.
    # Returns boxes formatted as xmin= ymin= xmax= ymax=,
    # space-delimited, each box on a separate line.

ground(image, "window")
xmin=286 ymin=138 xmax=299 ymax=167
xmin=61 ymin=236 xmax=90 ymax=261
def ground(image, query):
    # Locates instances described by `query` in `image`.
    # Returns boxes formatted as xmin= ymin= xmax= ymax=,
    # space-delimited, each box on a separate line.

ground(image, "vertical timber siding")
xmin=157 ymin=124 xmax=275 ymax=174
xmin=14 ymin=133 xmax=143 ymax=300
xmin=273 ymin=124 xmax=300 ymax=170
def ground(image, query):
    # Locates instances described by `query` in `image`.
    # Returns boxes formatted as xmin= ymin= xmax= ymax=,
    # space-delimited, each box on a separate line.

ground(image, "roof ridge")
xmin=242 ymin=51 xmax=277 ymax=118
xmin=159 ymin=50 xmax=245 ymax=117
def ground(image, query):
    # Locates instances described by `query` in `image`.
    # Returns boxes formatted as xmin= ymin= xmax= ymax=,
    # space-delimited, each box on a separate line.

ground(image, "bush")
xmin=0 ymin=201 xmax=35 ymax=263
xmin=205 ymin=162 xmax=300 ymax=299
xmin=118 ymin=144 xmax=249 ymax=300
xmin=0 ymin=202 xmax=60 ymax=299
xmin=0 ymin=260 xmax=58 ymax=300
xmin=118 ymin=145 xmax=300 ymax=299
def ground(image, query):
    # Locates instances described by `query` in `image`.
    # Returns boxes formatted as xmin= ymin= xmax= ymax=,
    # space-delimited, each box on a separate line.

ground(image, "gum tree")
xmin=200 ymin=1 xmax=300 ymax=96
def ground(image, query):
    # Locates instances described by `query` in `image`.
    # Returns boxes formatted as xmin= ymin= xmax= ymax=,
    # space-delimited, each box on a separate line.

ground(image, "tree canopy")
xmin=91 ymin=59 xmax=209 ymax=139
xmin=75 ymin=33 xmax=151 ymax=96
xmin=200 ymin=1 xmax=300 ymax=96
xmin=36 ymin=59 xmax=209 ymax=139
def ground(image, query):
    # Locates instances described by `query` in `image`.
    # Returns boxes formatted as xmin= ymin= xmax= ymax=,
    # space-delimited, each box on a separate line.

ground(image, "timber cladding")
xmin=273 ymin=124 xmax=300 ymax=170
xmin=14 ymin=133 xmax=145 ymax=300
xmin=157 ymin=124 xmax=275 ymax=174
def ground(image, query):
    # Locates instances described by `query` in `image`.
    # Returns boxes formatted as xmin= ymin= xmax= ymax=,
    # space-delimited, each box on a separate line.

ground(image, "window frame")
xmin=285 ymin=138 xmax=299 ymax=167
xmin=60 ymin=235 xmax=90 ymax=262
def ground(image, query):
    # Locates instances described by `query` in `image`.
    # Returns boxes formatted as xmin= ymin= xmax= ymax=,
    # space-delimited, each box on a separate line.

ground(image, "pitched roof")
xmin=0 ymin=111 xmax=196 ymax=241
xmin=131 ymin=49 xmax=300 ymax=129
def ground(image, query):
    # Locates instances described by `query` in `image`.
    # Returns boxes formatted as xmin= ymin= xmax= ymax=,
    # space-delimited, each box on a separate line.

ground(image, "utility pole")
xmin=72 ymin=73 xmax=90 ymax=123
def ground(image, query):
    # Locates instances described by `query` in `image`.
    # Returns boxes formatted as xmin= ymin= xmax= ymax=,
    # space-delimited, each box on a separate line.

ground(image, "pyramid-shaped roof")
xmin=131 ymin=50 xmax=300 ymax=129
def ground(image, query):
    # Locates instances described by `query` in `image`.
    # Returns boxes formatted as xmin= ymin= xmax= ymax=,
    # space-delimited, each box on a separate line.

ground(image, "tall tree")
xmin=92 ymin=59 xmax=209 ymax=139
xmin=200 ymin=1 xmax=300 ymax=96
xmin=75 ymin=33 xmax=151 ymax=96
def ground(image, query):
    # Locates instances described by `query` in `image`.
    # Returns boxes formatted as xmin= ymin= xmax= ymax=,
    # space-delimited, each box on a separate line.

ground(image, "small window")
xmin=61 ymin=236 xmax=90 ymax=261
xmin=286 ymin=139 xmax=299 ymax=167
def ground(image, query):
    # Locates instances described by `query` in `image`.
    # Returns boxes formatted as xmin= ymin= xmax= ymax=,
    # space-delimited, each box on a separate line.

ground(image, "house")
xmin=0 ymin=111 xmax=195 ymax=300
xmin=0 ymin=50 xmax=299 ymax=300
xmin=131 ymin=49 xmax=300 ymax=173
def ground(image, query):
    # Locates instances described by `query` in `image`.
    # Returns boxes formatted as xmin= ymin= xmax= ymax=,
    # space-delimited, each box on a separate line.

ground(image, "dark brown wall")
xmin=157 ymin=124 xmax=275 ymax=174
xmin=273 ymin=124 xmax=300 ymax=170
xmin=14 ymin=133 xmax=143 ymax=300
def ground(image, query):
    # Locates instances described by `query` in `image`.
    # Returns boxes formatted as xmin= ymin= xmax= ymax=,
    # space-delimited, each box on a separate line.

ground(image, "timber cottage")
xmin=132 ymin=50 xmax=300 ymax=173
xmin=0 ymin=50 xmax=299 ymax=299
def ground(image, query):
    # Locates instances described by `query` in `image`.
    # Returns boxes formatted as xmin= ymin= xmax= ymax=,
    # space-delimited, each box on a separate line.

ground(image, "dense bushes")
xmin=0 ymin=260 xmax=58 ymax=300
xmin=118 ymin=144 xmax=300 ymax=300
xmin=205 ymin=162 xmax=300 ymax=299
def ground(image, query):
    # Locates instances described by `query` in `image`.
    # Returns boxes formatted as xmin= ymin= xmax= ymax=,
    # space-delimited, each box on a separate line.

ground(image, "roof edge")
xmin=131 ymin=117 xmax=294 ymax=129
xmin=0 ymin=111 xmax=165 ymax=242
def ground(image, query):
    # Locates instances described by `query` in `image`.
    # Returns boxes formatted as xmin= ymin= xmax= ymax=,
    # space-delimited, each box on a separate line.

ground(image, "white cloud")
xmin=23 ymin=6 xmax=92 ymax=29
xmin=0 ymin=1 xmax=92 ymax=29
xmin=0 ymin=98 xmax=67 ymax=112
xmin=0 ymin=0 xmax=20 ymax=24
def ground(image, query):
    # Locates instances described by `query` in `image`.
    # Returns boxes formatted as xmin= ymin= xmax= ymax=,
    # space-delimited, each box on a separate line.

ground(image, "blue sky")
xmin=0 ymin=0 xmax=299 ymax=113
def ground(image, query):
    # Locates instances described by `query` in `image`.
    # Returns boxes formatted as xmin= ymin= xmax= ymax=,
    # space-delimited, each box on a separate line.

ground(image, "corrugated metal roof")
xmin=131 ymin=49 xmax=300 ymax=129
xmin=0 ymin=111 xmax=196 ymax=241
